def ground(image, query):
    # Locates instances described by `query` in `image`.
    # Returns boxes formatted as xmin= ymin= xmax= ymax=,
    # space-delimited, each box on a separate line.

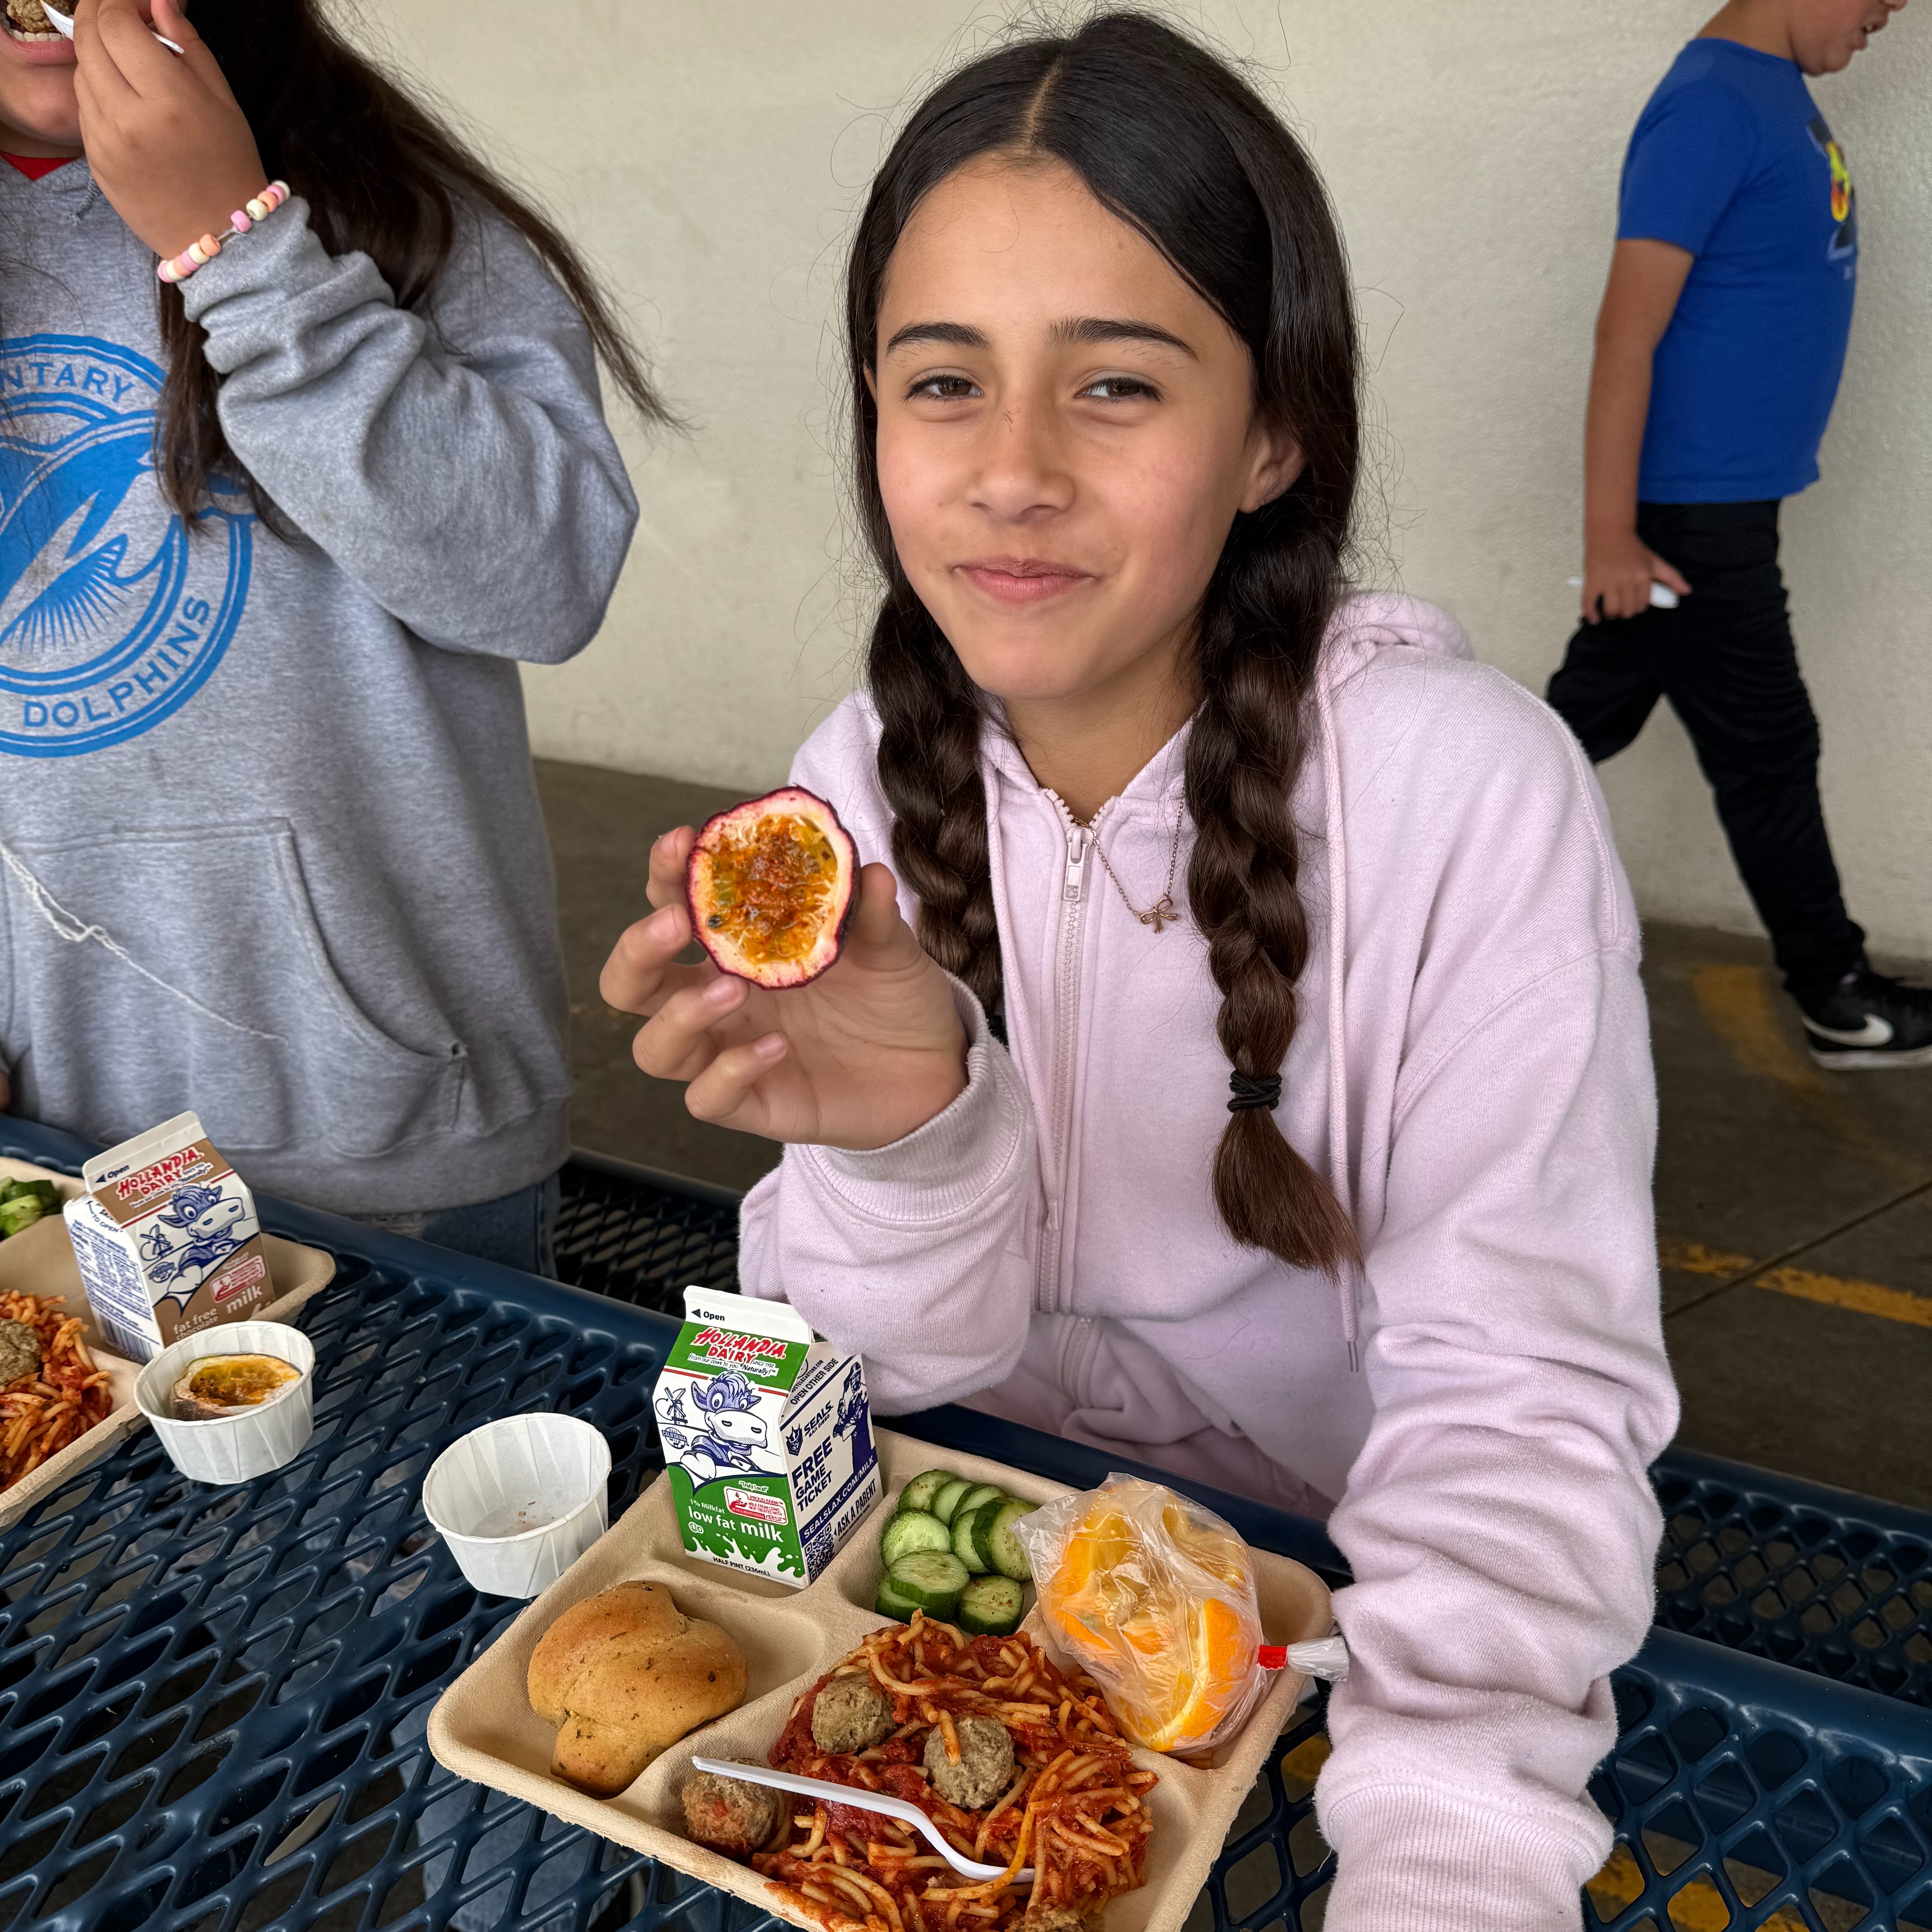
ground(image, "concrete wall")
xmin=377 ymin=0 xmax=1932 ymax=956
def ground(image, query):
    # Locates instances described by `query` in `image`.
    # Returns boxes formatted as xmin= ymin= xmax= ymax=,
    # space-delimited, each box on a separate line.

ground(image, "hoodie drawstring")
xmin=1316 ymin=671 xmax=1362 ymax=1372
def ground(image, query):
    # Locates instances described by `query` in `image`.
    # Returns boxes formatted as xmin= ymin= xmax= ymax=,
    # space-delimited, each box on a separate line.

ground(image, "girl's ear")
xmin=1240 ymin=417 xmax=1304 ymax=514
xmin=863 ymin=366 xmax=879 ymax=404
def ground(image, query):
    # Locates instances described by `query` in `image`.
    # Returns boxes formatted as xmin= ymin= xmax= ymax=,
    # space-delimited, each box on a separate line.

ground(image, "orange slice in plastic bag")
xmin=1040 ymin=1478 xmax=1264 ymax=1754
xmin=1153 ymin=1596 xmax=1253 ymax=1751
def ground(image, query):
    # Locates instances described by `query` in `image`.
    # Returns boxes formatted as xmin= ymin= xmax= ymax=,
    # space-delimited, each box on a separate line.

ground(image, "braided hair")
xmin=846 ymin=13 xmax=1361 ymax=1273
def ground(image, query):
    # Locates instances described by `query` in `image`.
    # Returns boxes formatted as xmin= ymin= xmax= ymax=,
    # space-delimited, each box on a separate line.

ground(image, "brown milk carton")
xmin=62 ymin=1112 xmax=273 ymax=1364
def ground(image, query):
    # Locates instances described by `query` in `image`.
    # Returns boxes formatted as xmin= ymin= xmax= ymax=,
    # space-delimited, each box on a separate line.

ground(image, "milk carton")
xmin=63 ymin=1112 xmax=273 ymax=1364
xmin=652 ymin=1287 xmax=880 ymax=1587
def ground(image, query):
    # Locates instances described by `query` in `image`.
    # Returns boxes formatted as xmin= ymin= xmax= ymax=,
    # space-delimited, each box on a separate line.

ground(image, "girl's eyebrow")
xmin=883 ymin=322 xmax=989 ymax=355
xmin=879 ymin=318 xmax=1196 ymax=358
xmin=1050 ymin=317 xmax=1197 ymax=357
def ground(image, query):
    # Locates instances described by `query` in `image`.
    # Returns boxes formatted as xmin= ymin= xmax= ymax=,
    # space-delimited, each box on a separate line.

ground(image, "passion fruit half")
xmin=685 ymin=787 xmax=857 ymax=988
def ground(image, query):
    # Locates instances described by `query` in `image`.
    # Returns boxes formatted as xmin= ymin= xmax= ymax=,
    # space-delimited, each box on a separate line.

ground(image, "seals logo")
xmin=0 ymin=333 xmax=253 ymax=758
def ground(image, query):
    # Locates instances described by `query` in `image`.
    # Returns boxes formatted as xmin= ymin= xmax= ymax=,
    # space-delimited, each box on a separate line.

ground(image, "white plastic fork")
xmin=689 ymin=1755 xmax=1033 ymax=1884
xmin=38 ymin=7 xmax=185 ymax=55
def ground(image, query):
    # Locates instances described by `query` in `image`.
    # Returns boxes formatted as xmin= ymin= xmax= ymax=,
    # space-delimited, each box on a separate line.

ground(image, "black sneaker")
xmin=1799 ymin=966 xmax=1932 ymax=1069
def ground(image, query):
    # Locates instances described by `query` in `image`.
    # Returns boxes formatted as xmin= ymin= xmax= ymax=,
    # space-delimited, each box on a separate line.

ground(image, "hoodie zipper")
xmin=1037 ymin=796 xmax=1099 ymax=1318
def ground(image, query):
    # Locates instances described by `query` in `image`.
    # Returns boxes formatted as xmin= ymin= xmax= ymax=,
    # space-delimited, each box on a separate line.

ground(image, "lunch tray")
xmin=552 ymin=1156 xmax=1932 ymax=1704
xmin=427 ymin=1427 xmax=1336 ymax=1932
xmin=0 ymin=1113 xmax=1918 ymax=1932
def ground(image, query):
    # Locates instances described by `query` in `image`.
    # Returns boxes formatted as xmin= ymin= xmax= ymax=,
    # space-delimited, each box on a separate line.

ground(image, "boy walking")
xmin=1548 ymin=0 xmax=1927 ymax=1067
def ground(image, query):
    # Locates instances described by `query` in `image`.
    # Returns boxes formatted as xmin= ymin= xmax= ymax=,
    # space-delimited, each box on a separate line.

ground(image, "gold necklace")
xmin=1084 ymin=807 xmax=1186 ymax=933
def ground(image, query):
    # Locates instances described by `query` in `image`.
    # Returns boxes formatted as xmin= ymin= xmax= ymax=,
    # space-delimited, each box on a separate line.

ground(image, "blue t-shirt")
xmin=1619 ymin=39 xmax=1857 ymax=502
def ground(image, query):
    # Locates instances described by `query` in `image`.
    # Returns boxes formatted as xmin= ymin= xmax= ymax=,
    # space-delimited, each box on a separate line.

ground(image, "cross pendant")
xmin=1141 ymin=895 xmax=1178 ymax=934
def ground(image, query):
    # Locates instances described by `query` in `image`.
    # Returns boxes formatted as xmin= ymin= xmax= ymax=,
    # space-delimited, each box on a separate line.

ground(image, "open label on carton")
xmin=652 ymin=1287 xmax=880 ymax=1587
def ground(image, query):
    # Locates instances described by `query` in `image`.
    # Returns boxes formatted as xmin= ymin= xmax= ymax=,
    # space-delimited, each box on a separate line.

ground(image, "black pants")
xmin=1546 ymin=500 xmax=1863 ymax=1005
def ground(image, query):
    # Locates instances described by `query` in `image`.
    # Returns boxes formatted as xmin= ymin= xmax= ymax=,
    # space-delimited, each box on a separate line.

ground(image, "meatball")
xmin=923 ymin=1714 xmax=1015 ymax=1810
xmin=0 ymin=1320 xmax=39 ymax=1390
xmin=811 ymin=1674 xmax=894 ymax=1755
xmin=1023 ymin=1907 xmax=1092 ymax=1932
xmin=681 ymin=1770 xmax=782 ymax=1855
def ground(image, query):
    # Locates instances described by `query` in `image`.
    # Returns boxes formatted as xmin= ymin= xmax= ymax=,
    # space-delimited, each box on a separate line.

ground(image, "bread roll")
xmin=527 ymin=1579 xmax=747 ymax=1798
xmin=528 ymin=1581 xmax=686 ymax=1726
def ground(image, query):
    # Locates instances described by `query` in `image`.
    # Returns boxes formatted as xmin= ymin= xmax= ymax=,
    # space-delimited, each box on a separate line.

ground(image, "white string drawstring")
xmin=0 ymin=839 xmax=281 ymax=1042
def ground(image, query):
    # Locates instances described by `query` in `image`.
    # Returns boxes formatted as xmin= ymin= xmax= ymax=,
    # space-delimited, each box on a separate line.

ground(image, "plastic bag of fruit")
xmin=1016 ymin=1472 xmax=1279 ymax=1755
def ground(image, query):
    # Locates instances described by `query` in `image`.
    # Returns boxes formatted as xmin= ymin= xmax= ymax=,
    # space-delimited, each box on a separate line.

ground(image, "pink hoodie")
xmin=740 ymin=593 xmax=1679 ymax=1932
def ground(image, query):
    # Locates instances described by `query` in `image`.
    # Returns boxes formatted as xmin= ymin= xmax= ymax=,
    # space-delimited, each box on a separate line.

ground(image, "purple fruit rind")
xmin=684 ymin=786 xmax=858 ymax=989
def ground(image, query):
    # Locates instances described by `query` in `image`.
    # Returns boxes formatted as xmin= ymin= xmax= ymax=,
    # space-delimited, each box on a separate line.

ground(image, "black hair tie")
xmin=1228 ymin=1072 xmax=1282 ymax=1114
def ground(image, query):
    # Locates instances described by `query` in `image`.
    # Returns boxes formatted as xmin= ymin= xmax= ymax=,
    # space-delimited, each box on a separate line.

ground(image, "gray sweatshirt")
xmin=0 ymin=162 xmax=639 ymax=1215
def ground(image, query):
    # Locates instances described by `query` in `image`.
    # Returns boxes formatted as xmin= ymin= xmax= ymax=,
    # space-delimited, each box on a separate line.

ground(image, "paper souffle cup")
xmin=421 ymin=1412 xmax=611 ymax=1599
xmin=134 ymin=1320 xmax=316 ymax=1485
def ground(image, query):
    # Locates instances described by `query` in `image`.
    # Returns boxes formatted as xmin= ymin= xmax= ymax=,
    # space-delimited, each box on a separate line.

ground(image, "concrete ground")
xmin=538 ymin=759 xmax=1932 ymax=1512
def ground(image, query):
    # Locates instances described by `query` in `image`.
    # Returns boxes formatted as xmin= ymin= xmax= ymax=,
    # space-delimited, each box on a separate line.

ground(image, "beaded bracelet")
xmin=155 ymin=181 xmax=292 ymax=285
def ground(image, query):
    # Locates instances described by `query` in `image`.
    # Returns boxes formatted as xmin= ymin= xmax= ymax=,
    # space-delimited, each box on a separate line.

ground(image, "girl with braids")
xmin=0 ymin=0 xmax=657 ymax=1265
xmin=605 ymin=15 xmax=1675 ymax=1924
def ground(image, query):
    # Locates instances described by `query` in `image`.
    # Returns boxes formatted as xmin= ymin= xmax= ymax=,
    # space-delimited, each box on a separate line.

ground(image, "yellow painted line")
xmin=1688 ymin=961 xmax=1925 ymax=1185
xmin=1584 ymin=1842 xmax=1645 ymax=1919
xmin=1689 ymin=963 xmax=1824 ymax=1091
xmin=1664 ymin=1874 xmax=1731 ymax=1931
xmin=1755 ymin=1261 xmax=1932 ymax=1329
xmin=1660 ymin=1237 xmax=1932 ymax=1329
xmin=1659 ymin=1239 xmax=1754 ymax=1280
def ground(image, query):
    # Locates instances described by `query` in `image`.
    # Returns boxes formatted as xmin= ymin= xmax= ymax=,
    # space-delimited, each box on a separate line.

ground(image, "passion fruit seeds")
xmin=684 ymin=787 xmax=857 ymax=988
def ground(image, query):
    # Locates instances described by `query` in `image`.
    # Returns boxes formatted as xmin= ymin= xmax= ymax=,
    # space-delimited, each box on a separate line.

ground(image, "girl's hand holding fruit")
xmin=600 ymin=822 xmax=969 ymax=1152
xmin=73 ymin=0 xmax=267 ymax=259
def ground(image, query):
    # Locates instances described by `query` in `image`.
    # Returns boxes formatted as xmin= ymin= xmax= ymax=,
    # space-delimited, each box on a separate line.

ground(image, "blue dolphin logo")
xmin=0 ymin=417 xmax=169 ymax=660
xmin=0 ymin=332 xmax=253 ymax=756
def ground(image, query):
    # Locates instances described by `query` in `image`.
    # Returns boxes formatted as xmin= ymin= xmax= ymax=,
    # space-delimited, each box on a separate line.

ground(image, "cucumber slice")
xmin=952 ymin=1500 xmax=994 ymax=1575
xmin=985 ymin=1498 xmax=1038 ymax=1582
xmin=958 ymin=1575 xmax=1025 ymax=1637
xmin=964 ymin=1498 xmax=1008 ymax=1573
xmin=876 ymin=1575 xmax=923 ymax=1622
xmin=931 ymin=1477 xmax=972 ymax=1525
xmin=954 ymin=1483 xmax=1006 ymax=1521
xmin=880 ymin=1509 xmax=952 ymax=1566
xmin=887 ymin=1549 xmax=969 ymax=1612
xmin=899 ymin=1469 xmax=954 ymax=1517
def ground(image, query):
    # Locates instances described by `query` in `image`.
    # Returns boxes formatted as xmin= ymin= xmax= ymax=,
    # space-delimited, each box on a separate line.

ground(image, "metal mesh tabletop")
xmin=552 ymin=1155 xmax=740 ymax=1312
xmin=0 ymin=1129 xmax=669 ymax=1932
xmin=0 ymin=1122 xmax=1927 ymax=1932
xmin=1653 ymin=1449 xmax=1932 ymax=1707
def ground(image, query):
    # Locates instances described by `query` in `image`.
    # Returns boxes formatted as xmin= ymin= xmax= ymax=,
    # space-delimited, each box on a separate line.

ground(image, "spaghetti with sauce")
xmin=752 ymin=1614 xmax=1156 ymax=1932
xmin=0 ymin=1291 xmax=113 ymax=1490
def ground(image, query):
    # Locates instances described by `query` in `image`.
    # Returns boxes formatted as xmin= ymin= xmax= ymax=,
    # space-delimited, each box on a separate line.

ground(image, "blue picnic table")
xmin=0 ymin=1122 xmax=1926 ymax=1932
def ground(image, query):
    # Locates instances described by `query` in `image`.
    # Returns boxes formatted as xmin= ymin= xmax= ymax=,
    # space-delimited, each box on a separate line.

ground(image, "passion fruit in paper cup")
xmin=685 ymin=787 xmax=856 ymax=989
xmin=170 ymin=1352 xmax=303 ymax=1421
xmin=135 ymin=1321 xmax=315 ymax=1486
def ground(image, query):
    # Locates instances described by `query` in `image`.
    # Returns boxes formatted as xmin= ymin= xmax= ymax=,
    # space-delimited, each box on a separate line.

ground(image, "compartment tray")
xmin=428 ymin=1426 xmax=1334 ymax=1932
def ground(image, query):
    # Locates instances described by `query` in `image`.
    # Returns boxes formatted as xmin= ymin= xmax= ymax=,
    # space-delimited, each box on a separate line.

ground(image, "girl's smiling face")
xmin=870 ymin=156 xmax=1300 ymax=736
